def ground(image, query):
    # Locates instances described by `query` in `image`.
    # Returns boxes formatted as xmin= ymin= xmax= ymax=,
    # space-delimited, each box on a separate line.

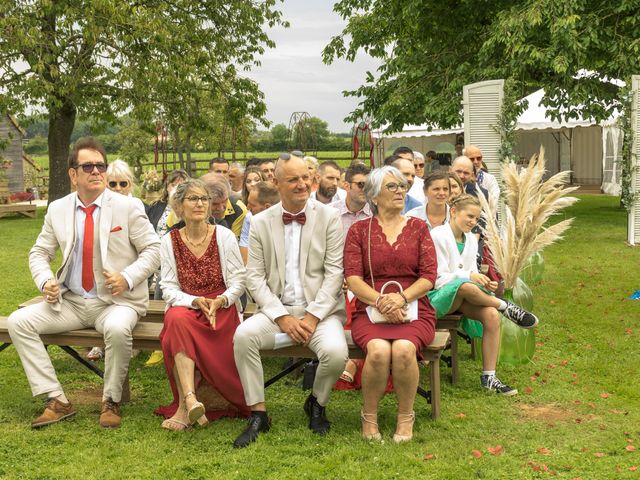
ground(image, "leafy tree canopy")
xmin=0 ymin=0 xmax=285 ymax=200
xmin=323 ymin=0 xmax=640 ymax=132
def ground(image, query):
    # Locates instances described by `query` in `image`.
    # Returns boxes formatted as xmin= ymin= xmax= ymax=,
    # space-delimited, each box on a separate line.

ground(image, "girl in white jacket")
xmin=428 ymin=194 xmax=538 ymax=395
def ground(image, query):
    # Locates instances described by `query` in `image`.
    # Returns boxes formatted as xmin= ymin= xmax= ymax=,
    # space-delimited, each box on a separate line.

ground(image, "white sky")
xmin=245 ymin=1 xmax=380 ymax=133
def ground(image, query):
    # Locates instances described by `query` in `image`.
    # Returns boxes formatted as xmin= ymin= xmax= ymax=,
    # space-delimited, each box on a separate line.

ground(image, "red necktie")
xmin=80 ymin=205 xmax=97 ymax=292
xmin=282 ymin=212 xmax=306 ymax=225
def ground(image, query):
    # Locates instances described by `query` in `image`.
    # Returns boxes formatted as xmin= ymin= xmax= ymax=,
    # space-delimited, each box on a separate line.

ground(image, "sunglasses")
xmin=385 ymin=182 xmax=408 ymax=192
xmin=414 ymin=163 xmax=425 ymax=168
xmin=350 ymin=181 xmax=366 ymax=190
xmin=75 ymin=163 xmax=107 ymax=173
xmin=185 ymin=195 xmax=211 ymax=204
xmin=108 ymin=181 xmax=129 ymax=188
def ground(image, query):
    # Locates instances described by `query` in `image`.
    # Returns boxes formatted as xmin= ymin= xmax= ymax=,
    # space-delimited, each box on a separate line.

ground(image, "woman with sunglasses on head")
xmin=86 ymin=160 xmax=142 ymax=361
xmin=344 ymin=166 xmax=437 ymax=443
xmin=155 ymin=178 xmax=249 ymax=430
xmin=407 ymin=171 xmax=451 ymax=230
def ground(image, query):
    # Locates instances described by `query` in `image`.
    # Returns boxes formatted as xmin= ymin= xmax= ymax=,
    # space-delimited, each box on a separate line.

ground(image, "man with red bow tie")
xmin=233 ymin=153 xmax=347 ymax=448
xmin=7 ymin=137 xmax=160 ymax=429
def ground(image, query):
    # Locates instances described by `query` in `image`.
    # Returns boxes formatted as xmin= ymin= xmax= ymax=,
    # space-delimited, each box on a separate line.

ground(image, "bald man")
xmin=450 ymin=156 xmax=489 ymax=200
xmin=463 ymin=145 xmax=500 ymax=203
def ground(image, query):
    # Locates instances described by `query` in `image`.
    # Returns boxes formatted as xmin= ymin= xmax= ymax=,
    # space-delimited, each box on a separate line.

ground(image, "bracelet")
xmin=399 ymin=292 xmax=409 ymax=306
xmin=217 ymin=295 xmax=228 ymax=308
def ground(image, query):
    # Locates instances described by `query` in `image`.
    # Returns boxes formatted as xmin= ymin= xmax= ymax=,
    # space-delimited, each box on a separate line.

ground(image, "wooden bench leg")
xmin=121 ymin=374 xmax=131 ymax=404
xmin=449 ymin=328 xmax=459 ymax=384
xmin=430 ymin=358 xmax=441 ymax=420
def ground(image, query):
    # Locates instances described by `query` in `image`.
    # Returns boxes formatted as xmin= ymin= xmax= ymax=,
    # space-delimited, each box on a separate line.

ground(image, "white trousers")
xmin=7 ymin=293 xmax=138 ymax=403
xmin=233 ymin=305 xmax=348 ymax=407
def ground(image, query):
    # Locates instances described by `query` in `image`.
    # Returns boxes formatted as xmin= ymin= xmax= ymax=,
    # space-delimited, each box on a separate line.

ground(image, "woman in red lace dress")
xmin=344 ymin=166 xmax=437 ymax=443
xmin=155 ymin=178 xmax=250 ymax=430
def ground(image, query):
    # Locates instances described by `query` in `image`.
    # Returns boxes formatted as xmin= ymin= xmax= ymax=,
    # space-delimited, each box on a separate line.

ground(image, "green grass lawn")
xmin=0 ymin=195 xmax=639 ymax=479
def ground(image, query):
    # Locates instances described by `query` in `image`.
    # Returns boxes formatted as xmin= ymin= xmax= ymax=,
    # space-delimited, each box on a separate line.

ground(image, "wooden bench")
xmin=20 ymin=296 xmax=464 ymax=385
xmin=0 ymin=203 xmax=37 ymax=219
xmin=0 ymin=316 xmax=449 ymax=419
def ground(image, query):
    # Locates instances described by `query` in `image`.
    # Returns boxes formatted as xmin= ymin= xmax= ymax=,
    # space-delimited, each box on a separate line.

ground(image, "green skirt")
xmin=427 ymin=279 xmax=484 ymax=338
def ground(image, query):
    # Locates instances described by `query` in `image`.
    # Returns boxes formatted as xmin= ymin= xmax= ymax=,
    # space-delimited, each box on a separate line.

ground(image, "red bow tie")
xmin=282 ymin=212 xmax=306 ymax=225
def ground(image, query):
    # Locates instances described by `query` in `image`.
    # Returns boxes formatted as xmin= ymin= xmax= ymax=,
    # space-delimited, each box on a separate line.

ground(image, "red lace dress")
xmin=155 ymin=228 xmax=250 ymax=421
xmin=344 ymin=217 xmax=437 ymax=357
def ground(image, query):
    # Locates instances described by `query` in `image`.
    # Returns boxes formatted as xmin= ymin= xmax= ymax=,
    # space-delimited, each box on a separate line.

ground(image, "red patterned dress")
xmin=155 ymin=228 xmax=250 ymax=421
xmin=344 ymin=217 xmax=437 ymax=357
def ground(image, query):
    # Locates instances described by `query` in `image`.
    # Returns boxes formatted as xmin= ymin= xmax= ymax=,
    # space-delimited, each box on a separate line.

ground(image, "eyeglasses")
xmin=75 ymin=163 xmax=107 ymax=173
xmin=385 ymin=182 xmax=408 ymax=192
xmin=108 ymin=181 xmax=129 ymax=188
xmin=350 ymin=181 xmax=366 ymax=190
xmin=414 ymin=163 xmax=425 ymax=168
xmin=468 ymin=156 xmax=483 ymax=161
xmin=185 ymin=195 xmax=211 ymax=204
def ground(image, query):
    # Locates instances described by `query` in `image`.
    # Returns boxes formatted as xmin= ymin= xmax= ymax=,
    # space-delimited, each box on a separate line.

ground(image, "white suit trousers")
xmin=233 ymin=305 xmax=348 ymax=407
xmin=7 ymin=293 xmax=138 ymax=402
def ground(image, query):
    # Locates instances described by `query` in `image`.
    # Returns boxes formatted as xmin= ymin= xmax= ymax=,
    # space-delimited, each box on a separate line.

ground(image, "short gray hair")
xmin=107 ymin=159 xmax=135 ymax=187
xmin=413 ymin=151 xmax=424 ymax=161
xmin=170 ymin=178 xmax=212 ymax=216
xmin=200 ymin=172 xmax=229 ymax=201
xmin=230 ymin=162 xmax=245 ymax=173
xmin=364 ymin=166 xmax=407 ymax=215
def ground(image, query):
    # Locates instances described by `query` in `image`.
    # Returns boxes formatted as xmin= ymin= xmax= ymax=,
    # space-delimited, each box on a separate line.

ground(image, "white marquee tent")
xmin=377 ymin=89 xmax=622 ymax=192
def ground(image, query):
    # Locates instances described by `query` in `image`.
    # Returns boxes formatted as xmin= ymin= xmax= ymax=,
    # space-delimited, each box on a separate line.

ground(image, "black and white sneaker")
xmin=481 ymin=375 xmax=518 ymax=396
xmin=502 ymin=302 xmax=539 ymax=329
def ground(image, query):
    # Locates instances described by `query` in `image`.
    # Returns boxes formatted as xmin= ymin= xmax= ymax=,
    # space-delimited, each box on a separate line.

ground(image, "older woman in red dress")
xmin=344 ymin=166 xmax=437 ymax=443
xmin=156 ymin=178 xmax=250 ymax=430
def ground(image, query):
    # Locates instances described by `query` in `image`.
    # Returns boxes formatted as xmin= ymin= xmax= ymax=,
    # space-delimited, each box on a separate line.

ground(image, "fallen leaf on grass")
xmin=560 ymin=360 xmax=569 ymax=366
xmin=538 ymin=447 xmax=551 ymax=455
xmin=529 ymin=462 xmax=549 ymax=472
xmin=524 ymin=386 xmax=533 ymax=395
xmin=626 ymin=445 xmax=636 ymax=452
xmin=593 ymin=452 xmax=606 ymax=458
xmin=487 ymin=445 xmax=503 ymax=456
xmin=625 ymin=328 xmax=633 ymax=335
xmin=471 ymin=450 xmax=482 ymax=458
xmin=600 ymin=392 xmax=610 ymax=399
xmin=549 ymin=300 xmax=556 ymax=305
xmin=455 ymin=412 xmax=466 ymax=418
xmin=627 ymin=438 xmax=634 ymax=443
xmin=423 ymin=453 xmax=436 ymax=460
xmin=629 ymin=466 xmax=638 ymax=471
xmin=574 ymin=400 xmax=582 ymax=405
xmin=547 ymin=363 xmax=557 ymax=369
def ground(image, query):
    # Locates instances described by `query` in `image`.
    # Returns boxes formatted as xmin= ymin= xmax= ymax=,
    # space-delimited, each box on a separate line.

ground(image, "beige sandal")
xmin=161 ymin=418 xmax=191 ymax=431
xmin=393 ymin=411 xmax=415 ymax=443
xmin=184 ymin=391 xmax=206 ymax=425
xmin=361 ymin=410 xmax=382 ymax=441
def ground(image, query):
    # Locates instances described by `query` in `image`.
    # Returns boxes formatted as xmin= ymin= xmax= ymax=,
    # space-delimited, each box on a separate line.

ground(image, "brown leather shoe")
xmin=32 ymin=397 xmax=76 ymax=428
xmin=99 ymin=399 xmax=121 ymax=428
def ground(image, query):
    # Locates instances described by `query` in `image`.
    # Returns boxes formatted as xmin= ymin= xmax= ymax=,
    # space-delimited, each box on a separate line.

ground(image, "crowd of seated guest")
xmin=5 ymin=139 xmax=540 ymax=447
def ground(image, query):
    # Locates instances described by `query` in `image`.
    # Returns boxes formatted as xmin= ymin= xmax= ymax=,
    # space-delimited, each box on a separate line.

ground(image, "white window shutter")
xmin=629 ymin=75 xmax=640 ymax=245
xmin=463 ymin=80 xmax=504 ymax=182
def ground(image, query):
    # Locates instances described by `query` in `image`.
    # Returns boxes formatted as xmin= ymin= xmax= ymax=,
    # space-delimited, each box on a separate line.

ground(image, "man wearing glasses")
xmin=7 ymin=137 xmax=160 ymax=429
xmin=464 ymin=145 xmax=500 ymax=203
xmin=329 ymin=162 xmax=372 ymax=233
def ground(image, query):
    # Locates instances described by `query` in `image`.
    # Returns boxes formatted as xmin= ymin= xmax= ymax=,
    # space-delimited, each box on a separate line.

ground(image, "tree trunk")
xmin=185 ymin=133 xmax=194 ymax=176
xmin=47 ymin=100 xmax=77 ymax=203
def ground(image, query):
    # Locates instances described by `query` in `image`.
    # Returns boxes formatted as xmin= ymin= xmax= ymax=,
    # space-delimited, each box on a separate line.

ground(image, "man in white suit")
xmin=233 ymin=153 xmax=347 ymax=448
xmin=7 ymin=137 xmax=160 ymax=429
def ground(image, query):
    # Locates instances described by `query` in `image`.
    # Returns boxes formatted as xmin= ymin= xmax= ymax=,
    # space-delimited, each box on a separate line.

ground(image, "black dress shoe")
xmin=303 ymin=394 xmax=330 ymax=435
xmin=233 ymin=413 xmax=271 ymax=449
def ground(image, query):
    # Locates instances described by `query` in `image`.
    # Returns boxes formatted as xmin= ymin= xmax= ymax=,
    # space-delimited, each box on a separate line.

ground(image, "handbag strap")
xmin=367 ymin=217 xmax=375 ymax=288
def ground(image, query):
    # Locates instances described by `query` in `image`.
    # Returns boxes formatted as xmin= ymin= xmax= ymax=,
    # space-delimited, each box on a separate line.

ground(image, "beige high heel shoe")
xmin=393 ymin=411 xmax=415 ymax=443
xmin=361 ymin=410 xmax=382 ymax=441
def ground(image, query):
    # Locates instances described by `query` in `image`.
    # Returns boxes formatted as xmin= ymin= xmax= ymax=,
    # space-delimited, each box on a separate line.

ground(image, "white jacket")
xmin=160 ymin=225 xmax=246 ymax=316
xmin=430 ymin=223 xmax=478 ymax=289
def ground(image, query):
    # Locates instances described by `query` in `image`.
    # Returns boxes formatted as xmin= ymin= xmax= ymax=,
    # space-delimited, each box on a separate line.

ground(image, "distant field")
xmin=31 ymin=151 xmax=360 ymax=173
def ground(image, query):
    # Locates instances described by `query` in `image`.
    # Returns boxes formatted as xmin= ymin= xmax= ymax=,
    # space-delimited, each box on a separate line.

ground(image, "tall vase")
xmin=521 ymin=252 xmax=545 ymax=285
xmin=498 ymin=277 xmax=536 ymax=365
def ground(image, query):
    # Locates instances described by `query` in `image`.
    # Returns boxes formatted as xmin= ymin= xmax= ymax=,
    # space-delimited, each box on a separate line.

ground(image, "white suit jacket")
xmin=29 ymin=189 xmax=161 ymax=316
xmin=430 ymin=223 xmax=478 ymax=289
xmin=246 ymin=199 xmax=345 ymax=323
